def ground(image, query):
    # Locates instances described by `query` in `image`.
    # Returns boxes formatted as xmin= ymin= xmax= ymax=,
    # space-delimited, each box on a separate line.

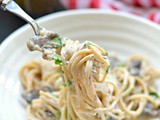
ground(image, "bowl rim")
xmin=0 ymin=9 xmax=160 ymax=54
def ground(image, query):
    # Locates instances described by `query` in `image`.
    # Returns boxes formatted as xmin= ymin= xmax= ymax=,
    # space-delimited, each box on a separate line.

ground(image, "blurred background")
xmin=1 ymin=0 xmax=160 ymax=43
xmin=0 ymin=0 xmax=65 ymax=43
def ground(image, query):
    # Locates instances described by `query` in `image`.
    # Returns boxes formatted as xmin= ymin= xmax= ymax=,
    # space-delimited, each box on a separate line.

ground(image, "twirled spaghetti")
xmin=20 ymin=39 xmax=160 ymax=120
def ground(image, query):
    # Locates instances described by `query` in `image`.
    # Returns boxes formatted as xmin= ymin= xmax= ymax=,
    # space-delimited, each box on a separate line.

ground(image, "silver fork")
xmin=0 ymin=0 xmax=40 ymax=35
xmin=0 ymin=0 xmax=64 ymax=59
xmin=0 ymin=0 xmax=105 ymax=73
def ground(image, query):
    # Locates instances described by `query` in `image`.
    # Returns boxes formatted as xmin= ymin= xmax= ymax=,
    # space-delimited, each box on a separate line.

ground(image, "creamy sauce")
xmin=25 ymin=29 xmax=160 ymax=120
xmin=27 ymin=28 xmax=66 ymax=60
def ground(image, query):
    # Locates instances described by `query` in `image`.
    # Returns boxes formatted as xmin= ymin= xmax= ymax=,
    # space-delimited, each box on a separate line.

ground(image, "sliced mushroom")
xmin=22 ymin=88 xmax=40 ymax=104
xmin=128 ymin=60 xmax=142 ymax=76
xmin=22 ymin=85 xmax=54 ymax=104
xmin=143 ymin=103 xmax=160 ymax=117
xmin=109 ymin=55 xmax=122 ymax=69
xmin=42 ymin=85 xmax=54 ymax=92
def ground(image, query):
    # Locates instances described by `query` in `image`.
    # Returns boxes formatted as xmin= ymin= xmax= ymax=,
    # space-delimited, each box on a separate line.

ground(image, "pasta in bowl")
xmin=20 ymin=37 xmax=160 ymax=120
xmin=0 ymin=10 xmax=160 ymax=120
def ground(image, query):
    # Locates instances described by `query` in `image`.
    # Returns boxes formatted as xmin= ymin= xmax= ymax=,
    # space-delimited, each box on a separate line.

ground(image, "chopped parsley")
xmin=52 ymin=55 xmax=62 ymax=65
xmin=60 ymin=70 xmax=64 ymax=74
xmin=131 ymin=88 xmax=134 ymax=93
xmin=65 ymin=108 xmax=68 ymax=118
xmin=106 ymin=65 xmax=110 ymax=74
xmin=86 ymin=42 xmax=92 ymax=48
xmin=61 ymin=83 xmax=67 ymax=88
xmin=51 ymin=37 xmax=63 ymax=48
xmin=106 ymin=52 xmax=109 ymax=56
xmin=68 ymin=80 xmax=72 ymax=87
xmin=128 ymin=88 xmax=134 ymax=95
xmin=149 ymin=92 xmax=159 ymax=98
xmin=61 ymin=80 xmax=72 ymax=88
xmin=118 ymin=63 xmax=126 ymax=68
xmin=55 ymin=111 xmax=61 ymax=118
xmin=124 ymin=85 xmax=129 ymax=91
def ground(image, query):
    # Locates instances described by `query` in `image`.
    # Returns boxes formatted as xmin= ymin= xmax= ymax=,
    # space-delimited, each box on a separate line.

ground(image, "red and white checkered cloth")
xmin=60 ymin=0 xmax=160 ymax=24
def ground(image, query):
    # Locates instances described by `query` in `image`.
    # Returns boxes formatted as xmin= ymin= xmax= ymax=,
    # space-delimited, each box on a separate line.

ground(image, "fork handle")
xmin=0 ymin=0 xmax=40 ymax=35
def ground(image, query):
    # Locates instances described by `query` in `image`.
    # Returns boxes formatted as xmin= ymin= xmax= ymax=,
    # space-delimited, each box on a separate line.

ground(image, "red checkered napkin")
xmin=60 ymin=0 xmax=160 ymax=24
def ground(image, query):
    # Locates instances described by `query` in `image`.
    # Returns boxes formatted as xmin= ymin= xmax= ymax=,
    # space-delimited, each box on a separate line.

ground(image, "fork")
xmin=0 ymin=0 xmax=40 ymax=35
xmin=0 ymin=0 xmax=65 ymax=59
xmin=0 ymin=0 xmax=104 ymax=72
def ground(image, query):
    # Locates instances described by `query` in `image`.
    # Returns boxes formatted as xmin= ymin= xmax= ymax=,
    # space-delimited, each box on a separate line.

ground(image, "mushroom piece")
xmin=109 ymin=55 xmax=122 ymax=69
xmin=23 ymin=85 xmax=54 ymax=104
xmin=133 ymin=103 xmax=160 ymax=120
xmin=128 ymin=59 xmax=142 ymax=76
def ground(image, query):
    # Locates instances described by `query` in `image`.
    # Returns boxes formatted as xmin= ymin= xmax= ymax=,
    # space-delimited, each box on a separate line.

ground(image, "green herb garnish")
xmin=55 ymin=111 xmax=61 ymax=118
xmin=124 ymin=85 xmax=129 ymax=91
xmin=149 ymin=92 xmax=159 ymax=98
xmin=52 ymin=55 xmax=62 ymax=65
xmin=51 ymin=37 xmax=63 ymax=48
xmin=61 ymin=80 xmax=72 ymax=88
xmin=86 ymin=42 xmax=92 ymax=48
xmin=60 ymin=70 xmax=64 ymax=74
xmin=61 ymin=82 xmax=67 ymax=88
xmin=106 ymin=52 xmax=109 ymax=56
xmin=128 ymin=88 xmax=134 ymax=95
xmin=106 ymin=65 xmax=110 ymax=74
xmin=118 ymin=63 xmax=126 ymax=68
xmin=68 ymin=80 xmax=72 ymax=87
xmin=65 ymin=108 xmax=68 ymax=118
xmin=131 ymin=88 xmax=134 ymax=92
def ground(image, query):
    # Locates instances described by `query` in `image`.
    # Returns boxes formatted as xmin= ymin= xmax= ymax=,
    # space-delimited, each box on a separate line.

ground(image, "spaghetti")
xmin=20 ymin=39 xmax=160 ymax=120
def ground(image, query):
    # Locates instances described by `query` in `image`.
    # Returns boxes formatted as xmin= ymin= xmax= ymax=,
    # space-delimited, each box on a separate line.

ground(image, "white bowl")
xmin=0 ymin=10 xmax=160 ymax=120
